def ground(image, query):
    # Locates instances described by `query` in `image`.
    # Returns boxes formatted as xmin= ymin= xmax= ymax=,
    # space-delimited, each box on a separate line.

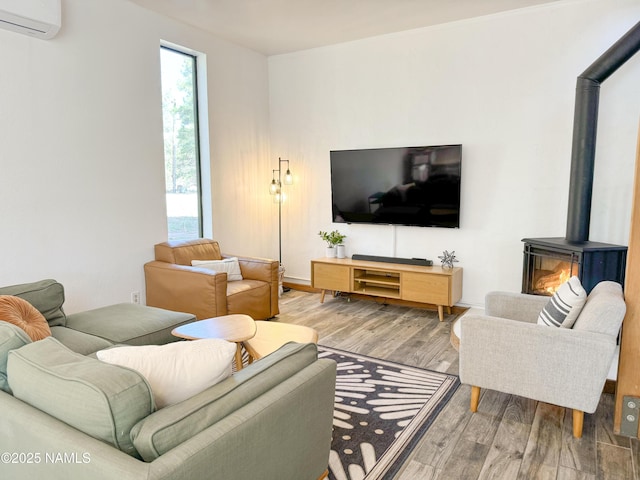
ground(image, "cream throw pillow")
xmin=96 ymin=339 xmax=236 ymax=408
xmin=191 ymin=257 xmax=243 ymax=281
xmin=537 ymin=276 xmax=587 ymax=328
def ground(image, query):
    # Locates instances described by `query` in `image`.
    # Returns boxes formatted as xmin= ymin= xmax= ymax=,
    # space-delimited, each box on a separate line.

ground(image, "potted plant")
xmin=318 ymin=230 xmax=346 ymax=258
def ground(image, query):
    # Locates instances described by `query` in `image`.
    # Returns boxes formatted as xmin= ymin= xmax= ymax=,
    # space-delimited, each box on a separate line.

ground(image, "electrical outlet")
xmin=621 ymin=396 xmax=640 ymax=437
xmin=131 ymin=291 xmax=141 ymax=304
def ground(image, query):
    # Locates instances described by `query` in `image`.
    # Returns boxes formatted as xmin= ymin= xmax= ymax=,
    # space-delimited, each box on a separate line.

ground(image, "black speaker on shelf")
xmin=351 ymin=254 xmax=433 ymax=266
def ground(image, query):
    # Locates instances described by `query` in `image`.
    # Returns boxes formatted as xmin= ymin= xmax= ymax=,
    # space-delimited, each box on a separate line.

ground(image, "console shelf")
xmin=311 ymin=257 xmax=463 ymax=321
xmin=353 ymin=269 xmax=400 ymax=297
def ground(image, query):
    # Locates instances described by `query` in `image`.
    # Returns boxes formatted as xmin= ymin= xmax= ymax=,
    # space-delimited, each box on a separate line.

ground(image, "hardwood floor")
xmin=275 ymin=289 xmax=640 ymax=480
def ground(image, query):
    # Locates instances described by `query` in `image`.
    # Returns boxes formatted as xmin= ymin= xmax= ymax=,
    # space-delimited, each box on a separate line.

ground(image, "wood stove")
xmin=522 ymin=237 xmax=627 ymax=295
xmin=520 ymin=23 xmax=639 ymax=298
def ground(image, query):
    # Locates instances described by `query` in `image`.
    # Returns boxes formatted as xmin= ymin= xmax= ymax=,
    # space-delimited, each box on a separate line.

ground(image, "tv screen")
xmin=330 ymin=145 xmax=462 ymax=228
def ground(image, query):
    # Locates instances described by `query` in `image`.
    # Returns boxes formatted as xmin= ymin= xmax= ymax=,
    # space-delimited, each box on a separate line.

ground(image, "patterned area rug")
xmin=318 ymin=346 xmax=459 ymax=480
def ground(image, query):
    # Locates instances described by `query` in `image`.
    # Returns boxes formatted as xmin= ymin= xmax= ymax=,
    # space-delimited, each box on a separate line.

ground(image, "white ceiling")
xmin=128 ymin=0 xmax=563 ymax=56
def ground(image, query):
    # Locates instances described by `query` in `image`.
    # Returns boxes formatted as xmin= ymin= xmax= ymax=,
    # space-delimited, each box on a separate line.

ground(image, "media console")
xmin=310 ymin=257 xmax=462 ymax=321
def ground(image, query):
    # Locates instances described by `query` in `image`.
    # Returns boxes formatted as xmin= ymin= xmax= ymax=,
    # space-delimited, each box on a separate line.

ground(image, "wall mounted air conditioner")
xmin=0 ymin=0 xmax=61 ymax=39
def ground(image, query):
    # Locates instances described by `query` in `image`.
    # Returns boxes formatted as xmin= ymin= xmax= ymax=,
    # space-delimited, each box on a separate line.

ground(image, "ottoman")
xmin=244 ymin=321 xmax=318 ymax=361
xmin=65 ymin=303 xmax=195 ymax=346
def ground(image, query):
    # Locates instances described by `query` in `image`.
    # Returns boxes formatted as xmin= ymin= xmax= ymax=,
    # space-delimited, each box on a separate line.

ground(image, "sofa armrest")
xmin=146 ymin=358 xmax=336 ymax=480
xmin=0 ymin=390 xmax=150 ymax=480
xmin=459 ymin=314 xmax=617 ymax=413
xmin=224 ymin=254 xmax=279 ymax=283
xmin=144 ymin=261 xmax=228 ymax=320
xmin=485 ymin=291 xmax=550 ymax=323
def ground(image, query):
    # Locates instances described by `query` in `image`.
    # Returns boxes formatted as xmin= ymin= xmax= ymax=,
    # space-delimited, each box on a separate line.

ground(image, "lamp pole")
xmin=278 ymin=164 xmax=283 ymax=265
xmin=269 ymin=158 xmax=292 ymax=292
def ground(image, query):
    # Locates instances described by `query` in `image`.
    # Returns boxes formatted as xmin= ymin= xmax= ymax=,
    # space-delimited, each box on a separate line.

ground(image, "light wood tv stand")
xmin=311 ymin=257 xmax=462 ymax=321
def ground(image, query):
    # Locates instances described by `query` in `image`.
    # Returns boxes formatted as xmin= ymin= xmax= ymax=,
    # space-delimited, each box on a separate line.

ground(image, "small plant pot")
xmin=336 ymin=245 xmax=346 ymax=259
xmin=326 ymin=246 xmax=336 ymax=258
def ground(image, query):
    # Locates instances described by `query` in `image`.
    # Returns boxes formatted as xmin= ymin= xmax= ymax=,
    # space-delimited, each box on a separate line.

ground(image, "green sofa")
xmin=0 ymin=280 xmax=336 ymax=480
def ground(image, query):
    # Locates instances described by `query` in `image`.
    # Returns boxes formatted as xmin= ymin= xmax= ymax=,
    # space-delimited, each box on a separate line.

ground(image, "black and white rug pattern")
xmin=318 ymin=346 xmax=459 ymax=480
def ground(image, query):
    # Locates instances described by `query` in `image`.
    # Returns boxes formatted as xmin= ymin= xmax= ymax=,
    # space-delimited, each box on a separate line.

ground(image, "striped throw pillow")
xmin=537 ymin=276 xmax=587 ymax=328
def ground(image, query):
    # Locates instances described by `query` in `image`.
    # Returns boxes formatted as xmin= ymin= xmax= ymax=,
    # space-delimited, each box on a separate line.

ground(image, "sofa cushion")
xmin=65 ymin=303 xmax=195 ymax=345
xmin=0 ymin=321 xmax=32 ymax=393
xmin=0 ymin=279 xmax=66 ymax=327
xmin=7 ymin=337 xmax=154 ymax=458
xmin=131 ymin=342 xmax=319 ymax=461
xmin=573 ymin=281 xmax=626 ymax=337
xmin=0 ymin=295 xmax=52 ymax=341
xmin=192 ymin=257 xmax=243 ymax=281
xmin=97 ymin=339 xmax=236 ymax=408
xmin=49 ymin=326 xmax=114 ymax=355
xmin=537 ymin=276 xmax=587 ymax=328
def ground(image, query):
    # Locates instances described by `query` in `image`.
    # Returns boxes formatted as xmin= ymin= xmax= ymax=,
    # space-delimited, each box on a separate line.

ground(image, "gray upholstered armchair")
xmin=459 ymin=281 xmax=626 ymax=438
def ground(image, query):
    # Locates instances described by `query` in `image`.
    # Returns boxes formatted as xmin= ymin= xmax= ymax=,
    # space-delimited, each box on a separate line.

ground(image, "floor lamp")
xmin=269 ymin=158 xmax=293 ymax=292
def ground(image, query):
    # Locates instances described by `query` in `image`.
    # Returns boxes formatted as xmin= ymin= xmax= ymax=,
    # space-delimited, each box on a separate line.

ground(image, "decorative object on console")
xmin=319 ymin=230 xmax=347 ymax=258
xmin=438 ymin=250 xmax=458 ymax=269
xmin=269 ymin=157 xmax=293 ymax=294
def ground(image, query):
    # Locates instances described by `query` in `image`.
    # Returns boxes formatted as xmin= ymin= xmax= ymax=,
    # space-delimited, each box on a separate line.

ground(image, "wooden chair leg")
xmin=470 ymin=386 xmax=480 ymax=412
xmin=316 ymin=469 xmax=329 ymax=480
xmin=573 ymin=409 xmax=584 ymax=438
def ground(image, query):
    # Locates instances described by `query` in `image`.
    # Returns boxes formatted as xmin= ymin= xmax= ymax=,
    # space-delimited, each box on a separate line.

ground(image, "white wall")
xmin=0 ymin=0 xmax=271 ymax=313
xmin=267 ymin=0 xmax=640 ymax=306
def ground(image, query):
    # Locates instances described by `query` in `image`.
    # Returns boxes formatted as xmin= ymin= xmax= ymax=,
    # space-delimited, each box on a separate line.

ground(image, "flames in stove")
xmin=533 ymin=262 xmax=573 ymax=295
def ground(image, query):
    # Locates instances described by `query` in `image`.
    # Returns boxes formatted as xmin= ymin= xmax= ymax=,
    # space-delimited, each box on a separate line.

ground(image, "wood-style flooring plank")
xmin=478 ymin=418 xmax=531 ymax=480
xmin=560 ymin=406 xmax=597 ymax=475
xmin=596 ymin=393 xmax=633 ymax=449
xmin=502 ymin=395 xmax=537 ymax=426
xmin=596 ymin=442 xmax=634 ymax=480
xmin=401 ymin=386 xmax=474 ymax=470
xmin=394 ymin=459 xmax=439 ymax=480
xmin=517 ymin=403 xmax=565 ymax=479
xmin=438 ymin=438 xmax=491 ymax=479
xmin=556 ymin=466 xmax=596 ymax=480
xmin=631 ymin=437 xmax=640 ymax=480
xmin=463 ymin=389 xmax=511 ymax=445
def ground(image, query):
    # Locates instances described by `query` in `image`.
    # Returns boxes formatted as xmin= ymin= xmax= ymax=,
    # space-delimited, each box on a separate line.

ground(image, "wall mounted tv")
xmin=330 ymin=144 xmax=462 ymax=228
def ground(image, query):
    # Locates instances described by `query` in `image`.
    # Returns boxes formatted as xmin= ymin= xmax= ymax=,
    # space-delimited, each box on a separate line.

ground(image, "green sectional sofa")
xmin=0 ymin=280 xmax=336 ymax=480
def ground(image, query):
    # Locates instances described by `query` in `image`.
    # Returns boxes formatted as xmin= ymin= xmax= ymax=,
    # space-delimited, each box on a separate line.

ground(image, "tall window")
xmin=160 ymin=46 xmax=202 ymax=240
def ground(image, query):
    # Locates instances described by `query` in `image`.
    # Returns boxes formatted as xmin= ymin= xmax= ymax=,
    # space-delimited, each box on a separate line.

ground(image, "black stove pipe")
xmin=566 ymin=20 xmax=640 ymax=243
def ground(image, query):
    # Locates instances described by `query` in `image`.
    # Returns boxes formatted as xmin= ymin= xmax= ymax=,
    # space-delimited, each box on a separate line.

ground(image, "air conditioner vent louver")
xmin=0 ymin=0 xmax=61 ymax=40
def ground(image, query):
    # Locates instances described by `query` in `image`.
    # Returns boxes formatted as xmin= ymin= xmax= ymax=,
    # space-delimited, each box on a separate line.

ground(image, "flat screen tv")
xmin=330 ymin=144 xmax=462 ymax=228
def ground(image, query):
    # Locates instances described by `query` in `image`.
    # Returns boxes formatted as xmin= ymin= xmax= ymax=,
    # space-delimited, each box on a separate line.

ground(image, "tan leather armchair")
xmin=144 ymin=239 xmax=280 ymax=320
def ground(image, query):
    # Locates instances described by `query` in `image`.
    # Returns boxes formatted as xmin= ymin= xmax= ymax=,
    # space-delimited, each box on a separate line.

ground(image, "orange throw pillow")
xmin=0 ymin=295 xmax=51 ymax=341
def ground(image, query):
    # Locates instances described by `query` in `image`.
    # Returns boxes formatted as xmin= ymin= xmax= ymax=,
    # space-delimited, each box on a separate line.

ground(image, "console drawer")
xmin=312 ymin=263 xmax=350 ymax=292
xmin=402 ymin=273 xmax=450 ymax=305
